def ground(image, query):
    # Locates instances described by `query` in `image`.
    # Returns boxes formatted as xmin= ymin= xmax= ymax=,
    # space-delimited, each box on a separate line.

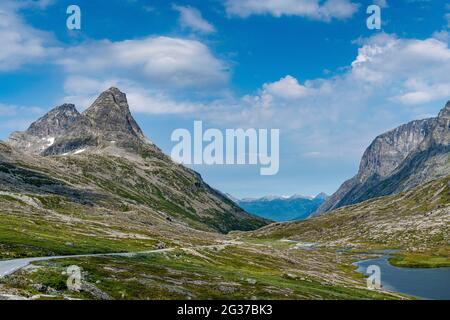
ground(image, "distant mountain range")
xmin=249 ymin=174 xmax=450 ymax=256
xmin=229 ymin=193 xmax=328 ymax=221
xmin=317 ymin=100 xmax=450 ymax=214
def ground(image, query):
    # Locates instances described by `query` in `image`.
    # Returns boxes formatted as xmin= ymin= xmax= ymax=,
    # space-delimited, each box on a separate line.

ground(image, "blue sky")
xmin=0 ymin=0 xmax=449 ymax=198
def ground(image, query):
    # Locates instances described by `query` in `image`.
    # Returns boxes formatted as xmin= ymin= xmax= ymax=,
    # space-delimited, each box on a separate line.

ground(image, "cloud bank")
xmin=225 ymin=0 xmax=359 ymax=21
xmin=1 ymin=0 xmax=449 ymax=162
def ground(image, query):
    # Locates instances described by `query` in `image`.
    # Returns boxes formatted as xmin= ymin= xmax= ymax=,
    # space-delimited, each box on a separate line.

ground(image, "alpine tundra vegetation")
xmin=0 ymin=89 xmax=448 ymax=300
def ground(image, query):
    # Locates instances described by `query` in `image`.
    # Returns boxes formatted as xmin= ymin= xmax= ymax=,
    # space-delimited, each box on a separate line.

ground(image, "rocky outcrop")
xmin=8 ymin=104 xmax=81 ymax=154
xmin=8 ymin=88 xmax=154 ymax=156
xmin=317 ymin=100 xmax=450 ymax=214
xmin=83 ymin=87 xmax=147 ymax=143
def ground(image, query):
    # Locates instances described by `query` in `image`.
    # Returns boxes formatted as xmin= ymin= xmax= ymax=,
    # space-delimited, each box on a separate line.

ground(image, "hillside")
xmin=0 ymin=87 xmax=446 ymax=300
xmin=0 ymin=88 xmax=267 ymax=261
xmin=317 ymin=101 xmax=450 ymax=213
xmin=248 ymin=175 xmax=450 ymax=259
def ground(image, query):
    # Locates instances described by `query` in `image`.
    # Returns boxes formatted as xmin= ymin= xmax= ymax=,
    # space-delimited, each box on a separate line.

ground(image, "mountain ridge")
xmin=317 ymin=100 xmax=450 ymax=214
xmin=2 ymin=87 xmax=268 ymax=233
xmin=237 ymin=192 xmax=327 ymax=203
xmin=8 ymin=87 xmax=155 ymax=157
xmin=248 ymin=174 xmax=450 ymax=254
xmin=235 ymin=193 xmax=327 ymax=221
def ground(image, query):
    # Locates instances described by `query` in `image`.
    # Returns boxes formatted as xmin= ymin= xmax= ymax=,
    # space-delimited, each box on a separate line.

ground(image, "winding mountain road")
xmin=0 ymin=241 xmax=238 ymax=278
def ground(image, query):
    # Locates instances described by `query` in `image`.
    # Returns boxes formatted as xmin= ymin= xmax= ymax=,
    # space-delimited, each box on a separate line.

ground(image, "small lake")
xmin=355 ymin=255 xmax=450 ymax=300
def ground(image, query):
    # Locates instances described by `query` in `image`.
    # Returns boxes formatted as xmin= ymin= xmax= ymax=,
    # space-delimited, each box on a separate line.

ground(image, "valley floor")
xmin=0 ymin=151 xmax=448 ymax=300
xmin=0 ymin=239 xmax=405 ymax=300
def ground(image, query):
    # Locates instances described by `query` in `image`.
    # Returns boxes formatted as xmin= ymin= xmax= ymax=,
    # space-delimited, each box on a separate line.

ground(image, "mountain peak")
xmin=314 ymin=192 xmax=328 ymax=200
xmin=317 ymin=99 xmax=450 ymax=214
xmin=7 ymin=103 xmax=81 ymax=154
xmin=438 ymin=100 xmax=450 ymax=118
xmin=53 ymin=103 xmax=77 ymax=112
xmin=106 ymin=86 xmax=122 ymax=93
xmin=7 ymin=88 xmax=153 ymax=156
xmin=80 ymin=87 xmax=146 ymax=144
xmin=85 ymin=87 xmax=129 ymax=115
xmin=25 ymin=103 xmax=80 ymax=138
xmin=104 ymin=87 xmax=128 ymax=103
xmin=289 ymin=194 xmax=312 ymax=200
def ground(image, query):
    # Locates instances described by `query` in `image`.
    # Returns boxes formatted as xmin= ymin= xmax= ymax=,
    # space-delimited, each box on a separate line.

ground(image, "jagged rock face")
xmin=8 ymin=88 xmax=153 ymax=156
xmin=357 ymin=119 xmax=434 ymax=182
xmin=428 ymin=101 xmax=450 ymax=147
xmin=27 ymin=103 xmax=80 ymax=137
xmin=8 ymin=104 xmax=81 ymax=154
xmin=317 ymin=100 xmax=450 ymax=214
xmin=438 ymin=101 xmax=450 ymax=119
xmin=83 ymin=87 xmax=147 ymax=143
xmin=43 ymin=88 xmax=154 ymax=156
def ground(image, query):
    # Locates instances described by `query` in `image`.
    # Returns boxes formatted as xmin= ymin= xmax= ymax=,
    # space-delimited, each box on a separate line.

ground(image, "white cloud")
xmin=62 ymin=76 xmax=206 ymax=114
xmin=127 ymin=89 xmax=205 ymax=114
xmin=225 ymin=0 xmax=359 ymax=21
xmin=263 ymin=34 xmax=450 ymax=109
xmin=0 ymin=102 xmax=45 ymax=134
xmin=58 ymin=36 xmax=228 ymax=89
xmin=262 ymin=75 xmax=312 ymax=100
xmin=172 ymin=4 xmax=216 ymax=34
xmin=0 ymin=2 xmax=229 ymax=120
xmin=430 ymin=9 xmax=450 ymax=45
xmin=392 ymin=82 xmax=450 ymax=105
xmin=303 ymin=151 xmax=322 ymax=158
xmin=0 ymin=103 xmax=44 ymax=116
xmin=350 ymin=34 xmax=450 ymax=86
xmin=26 ymin=0 xmax=55 ymax=9
xmin=0 ymin=2 xmax=227 ymax=90
xmin=200 ymin=33 xmax=450 ymax=159
xmin=432 ymin=30 xmax=449 ymax=43
xmin=0 ymin=1 xmax=58 ymax=71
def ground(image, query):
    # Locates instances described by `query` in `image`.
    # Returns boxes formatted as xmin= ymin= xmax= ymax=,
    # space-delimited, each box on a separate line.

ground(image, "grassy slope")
xmin=245 ymin=176 xmax=450 ymax=267
xmin=389 ymin=248 xmax=450 ymax=268
xmin=0 ymin=141 xmax=446 ymax=299
xmin=0 ymin=194 xmax=224 ymax=259
xmin=0 ymin=156 xmax=226 ymax=259
xmin=0 ymin=141 xmax=269 ymax=259
xmin=0 ymin=241 xmax=402 ymax=300
xmin=0 ymin=186 xmax=408 ymax=300
xmin=55 ymin=153 xmax=268 ymax=233
xmin=0 ymin=142 xmax=267 ymax=240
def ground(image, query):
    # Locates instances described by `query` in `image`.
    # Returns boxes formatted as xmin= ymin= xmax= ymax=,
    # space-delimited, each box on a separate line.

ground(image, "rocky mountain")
xmin=236 ymin=193 xmax=327 ymax=221
xmin=9 ymin=88 xmax=153 ymax=156
xmin=313 ymin=192 xmax=328 ymax=201
xmin=249 ymin=175 xmax=450 ymax=253
xmin=1 ymin=89 xmax=448 ymax=301
xmin=2 ymin=87 xmax=267 ymax=234
xmin=317 ymin=100 xmax=450 ymax=213
xmin=8 ymin=104 xmax=81 ymax=154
